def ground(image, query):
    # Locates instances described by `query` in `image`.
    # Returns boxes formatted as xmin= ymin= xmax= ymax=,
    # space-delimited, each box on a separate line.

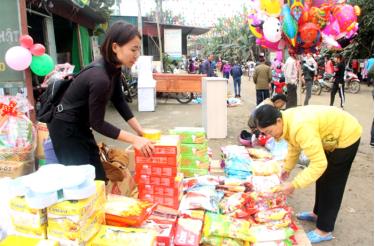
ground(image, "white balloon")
xmin=263 ymin=17 xmax=282 ymax=43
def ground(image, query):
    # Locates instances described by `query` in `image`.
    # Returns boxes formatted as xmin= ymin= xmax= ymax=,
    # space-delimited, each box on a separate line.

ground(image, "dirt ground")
xmin=95 ymin=75 xmax=374 ymax=246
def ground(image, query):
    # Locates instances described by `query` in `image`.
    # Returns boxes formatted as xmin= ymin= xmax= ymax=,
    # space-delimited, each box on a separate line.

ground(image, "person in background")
xmin=216 ymin=59 xmax=223 ymax=74
xmin=283 ymin=49 xmax=299 ymax=108
xmin=222 ymin=62 xmax=231 ymax=79
xmin=231 ymin=61 xmax=243 ymax=98
xmin=188 ymin=58 xmax=196 ymax=74
xmin=253 ymin=105 xmax=362 ymax=244
xmin=201 ymin=54 xmax=215 ymax=77
xmin=271 ymin=64 xmax=284 ymax=95
xmin=325 ymin=57 xmax=335 ymax=75
xmin=330 ymin=54 xmax=345 ymax=109
xmin=198 ymin=59 xmax=204 ymax=74
xmin=253 ymin=55 xmax=272 ymax=105
xmin=47 ymin=21 xmax=154 ymax=181
xmin=302 ymin=54 xmax=317 ymax=105
xmin=247 ymin=59 xmax=256 ymax=78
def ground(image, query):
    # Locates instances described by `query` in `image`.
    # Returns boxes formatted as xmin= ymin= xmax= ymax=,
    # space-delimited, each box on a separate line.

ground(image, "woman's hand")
xmin=132 ymin=136 xmax=154 ymax=157
xmin=274 ymin=182 xmax=295 ymax=196
xmin=281 ymin=170 xmax=290 ymax=182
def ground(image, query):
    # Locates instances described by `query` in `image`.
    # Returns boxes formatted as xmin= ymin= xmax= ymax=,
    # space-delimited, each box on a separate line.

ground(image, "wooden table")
xmin=153 ymin=73 xmax=206 ymax=93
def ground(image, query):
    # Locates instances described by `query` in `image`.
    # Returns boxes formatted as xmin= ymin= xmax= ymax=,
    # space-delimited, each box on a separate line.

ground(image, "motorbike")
xmin=317 ymin=69 xmax=360 ymax=94
xmin=120 ymin=72 xmax=138 ymax=103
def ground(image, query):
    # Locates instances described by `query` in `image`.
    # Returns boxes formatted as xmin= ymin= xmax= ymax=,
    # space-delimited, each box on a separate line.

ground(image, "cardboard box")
xmin=139 ymin=194 xmax=182 ymax=210
xmin=135 ymin=163 xmax=180 ymax=177
xmin=179 ymin=167 xmax=209 ymax=178
xmin=138 ymin=184 xmax=182 ymax=197
xmin=142 ymin=220 xmax=176 ymax=246
xmin=135 ymin=135 xmax=180 ymax=157
xmin=87 ymin=225 xmax=157 ymax=246
xmin=169 ymin=127 xmax=207 ymax=144
xmin=0 ymin=160 xmax=35 ymax=178
xmin=135 ymin=172 xmax=183 ymax=187
xmin=180 ymin=143 xmax=208 ymax=157
xmin=180 ymin=155 xmax=210 ymax=169
xmin=9 ymin=196 xmax=47 ymax=239
xmin=135 ymin=155 xmax=180 ymax=166
xmin=174 ymin=217 xmax=203 ymax=246
xmin=36 ymin=122 xmax=49 ymax=159
xmin=125 ymin=145 xmax=135 ymax=174
xmin=47 ymin=181 xmax=106 ymax=223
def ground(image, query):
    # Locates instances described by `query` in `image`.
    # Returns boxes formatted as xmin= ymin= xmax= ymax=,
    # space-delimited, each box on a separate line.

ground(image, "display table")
xmin=153 ymin=73 xmax=206 ymax=93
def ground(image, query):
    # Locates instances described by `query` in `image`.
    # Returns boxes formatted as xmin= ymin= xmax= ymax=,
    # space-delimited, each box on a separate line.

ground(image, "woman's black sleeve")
xmin=111 ymin=77 xmax=135 ymax=121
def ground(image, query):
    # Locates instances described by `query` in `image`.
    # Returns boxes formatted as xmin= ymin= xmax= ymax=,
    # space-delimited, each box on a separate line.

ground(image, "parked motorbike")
xmin=120 ymin=72 xmax=138 ymax=103
xmin=318 ymin=70 xmax=360 ymax=94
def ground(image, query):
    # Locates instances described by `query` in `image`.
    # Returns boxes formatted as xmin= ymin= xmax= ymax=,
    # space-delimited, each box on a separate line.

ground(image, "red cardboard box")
xmin=135 ymin=135 xmax=180 ymax=157
xmin=139 ymin=184 xmax=182 ymax=197
xmin=174 ymin=217 xmax=203 ymax=246
xmin=139 ymin=193 xmax=182 ymax=210
xmin=135 ymin=172 xmax=183 ymax=187
xmin=136 ymin=163 xmax=180 ymax=177
xmin=135 ymin=156 xmax=180 ymax=166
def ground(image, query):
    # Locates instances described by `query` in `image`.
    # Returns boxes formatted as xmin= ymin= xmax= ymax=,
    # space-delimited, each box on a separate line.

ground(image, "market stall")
xmin=153 ymin=74 xmax=205 ymax=93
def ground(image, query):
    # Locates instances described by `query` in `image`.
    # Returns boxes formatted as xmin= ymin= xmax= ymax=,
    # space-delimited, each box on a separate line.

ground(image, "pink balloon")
xmin=19 ymin=35 xmax=34 ymax=49
xmin=30 ymin=43 xmax=46 ymax=56
xmin=322 ymin=19 xmax=340 ymax=38
xmin=334 ymin=4 xmax=357 ymax=32
xmin=5 ymin=46 xmax=32 ymax=71
xmin=256 ymin=38 xmax=285 ymax=51
xmin=276 ymin=51 xmax=283 ymax=62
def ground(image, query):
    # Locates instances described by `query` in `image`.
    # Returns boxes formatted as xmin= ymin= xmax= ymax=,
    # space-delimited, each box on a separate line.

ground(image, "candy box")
xmin=87 ymin=225 xmax=157 ymax=246
xmin=135 ymin=172 xmax=184 ymax=187
xmin=9 ymin=196 xmax=47 ymax=238
xmin=0 ymin=160 xmax=35 ymax=179
xmin=148 ymin=205 xmax=179 ymax=223
xmin=169 ymin=127 xmax=206 ymax=144
xmin=138 ymin=180 xmax=183 ymax=197
xmin=47 ymin=181 xmax=106 ymax=223
xmin=139 ymin=192 xmax=183 ymax=210
xmin=174 ymin=217 xmax=203 ymax=246
xmin=180 ymin=143 xmax=208 ymax=157
xmin=47 ymin=210 xmax=104 ymax=246
xmin=135 ymin=155 xmax=180 ymax=166
xmin=179 ymin=167 xmax=209 ymax=178
xmin=105 ymin=194 xmax=157 ymax=227
xmin=36 ymin=122 xmax=49 ymax=159
xmin=0 ymin=235 xmax=58 ymax=246
xmin=141 ymin=219 xmax=176 ymax=246
xmin=135 ymin=135 xmax=180 ymax=157
xmin=135 ymin=163 xmax=180 ymax=177
xmin=180 ymin=155 xmax=210 ymax=169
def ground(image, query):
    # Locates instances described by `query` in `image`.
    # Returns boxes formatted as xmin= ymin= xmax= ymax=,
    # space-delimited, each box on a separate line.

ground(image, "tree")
xmin=89 ymin=0 xmax=115 ymax=20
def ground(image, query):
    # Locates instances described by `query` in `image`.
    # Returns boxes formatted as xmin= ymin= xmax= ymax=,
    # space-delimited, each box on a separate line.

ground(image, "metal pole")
xmin=76 ymin=24 xmax=84 ymax=69
xmin=156 ymin=0 xmax=163 ymax=72
xmin=137 ymin=0 xmax=144 ymax=55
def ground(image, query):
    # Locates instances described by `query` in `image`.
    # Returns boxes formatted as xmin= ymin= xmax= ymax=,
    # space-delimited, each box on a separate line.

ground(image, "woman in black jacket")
xmin=330 ymin=54 xmax=345 ymax=109
xmin=47 ymin=21 xmax=154 ymax=180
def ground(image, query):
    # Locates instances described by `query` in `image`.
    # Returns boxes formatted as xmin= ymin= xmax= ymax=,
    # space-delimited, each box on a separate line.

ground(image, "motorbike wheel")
xmin=176 ymin=92 xmax=193 ymax=104
xmin=129 ymin=86 xmax=138 ymax=98
xmin=348 ymin=80 xmax=360 ymax=94
xmin=312 ymin=80 xmax=322 ymax=95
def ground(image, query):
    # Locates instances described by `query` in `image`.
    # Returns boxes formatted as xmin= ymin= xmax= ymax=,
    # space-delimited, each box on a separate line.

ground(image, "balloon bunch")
xmin=4 ymin=35 xmax=54 ymax=76
xmin=248 ymin=0 xmax=361 ymax=54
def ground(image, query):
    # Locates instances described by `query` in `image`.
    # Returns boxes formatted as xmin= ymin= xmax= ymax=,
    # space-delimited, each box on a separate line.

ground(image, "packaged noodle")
xmin=219 ymin=192 xmax=257 ymax=219
xmin=87 ymin=225 xmax=157 ymax=246
xmin=105 ymin=194 xmax=157 ymax=227
xmin=251 ymin=175 xmax=281 ymax=193
xmin=248 ymin=225 xmax=294 ymax=243
xmin=203 ymin=213 xmax=253 ymax=242
xmin=254 ymin=208 xmax=291 ymax=223
xmin=251 ymin=240 xmax=293 ymax=246
xmin=201 ymin=235 xmax=245 ymax=246
xmin=251 ymin=160 xmax=282 ymax=176
xmin=247 ymin=148 xmax=272 ymax=160
xmin=250 ymin=192 xmax=287 ymax=211
xmin=179 ymin=186 xmax=224 ymax=212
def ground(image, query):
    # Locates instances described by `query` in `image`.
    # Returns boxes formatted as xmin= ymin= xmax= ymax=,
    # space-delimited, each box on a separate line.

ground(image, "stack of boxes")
xmin=170 ymin=127 xmax=209 ymax=177
xmin=135 ymin=135 xmax=183 ymax=209
xmin=46 ymin=181 xmax=106 ymax=246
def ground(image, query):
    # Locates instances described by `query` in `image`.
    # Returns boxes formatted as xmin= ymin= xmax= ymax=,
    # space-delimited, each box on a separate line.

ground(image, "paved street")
xmin=96 ymin=75 xmax=374 ymax=246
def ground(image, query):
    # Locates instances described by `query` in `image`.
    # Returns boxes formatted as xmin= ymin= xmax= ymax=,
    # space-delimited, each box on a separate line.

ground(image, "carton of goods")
xmin=141 ymin=219 xmax=176 ymax=246
xmin=139 ymin=192 xmax=183 ymax=210
xmin=87 ymin=225 xmax=157 ymax=246
xmin=138 ymin=181 xmax=183 ymax=197
xmin=174 ymin=218 xmax=203 ymax=246
xmin=148 ymin=205 xmax=179 ymax=223
xmin=169 ymin=127 xmax=207 ymax=144
xmin=0 ymin=160 xmax=35 ymax=178
xmin=180 ymin=142 xmax=208 ymax=157
xmin=135 ymin=155 xmax=179 ymax=166
xmin=179 ymin=167 xmax=209 ymax=178
xmin=135 ymin=172 xmax=184 ymax=187
xmin=135 ymin=135 xmax=180 ymax=157
xmin=47 ymin=210 xmax=105 ymax=246
xmin=9 ymin=196 xmax=47 ymax=238
xmin=180 ymin=155 xmax=210 ymax=169
xmin=143 ymin=129 xmax=162 ymax=141
xmin=0 ymin=235 xmax=58 ymax=246
xmin=47 ymin=181 xmax=105 ymax=223
xmin=136 ymin=163 xmax=179 ymax=177
xmin=105 ymin=194 xmax=158 ymax=227
xmin=36 ymin=122 xmax=49 ymax=159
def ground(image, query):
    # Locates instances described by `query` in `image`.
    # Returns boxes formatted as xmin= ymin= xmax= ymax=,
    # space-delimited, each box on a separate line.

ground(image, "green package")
xmin=201 ymin=235 xmax=245 ymax=246
xmin=181 ymin=142 xmax=208 ymax=157
xmin=180 ymin=167 xmax=209 ymax=177
xmin=180 ymin=155 xmax=210 ymax=169
xmin=169 ymin=127 xmax=206 ymax=144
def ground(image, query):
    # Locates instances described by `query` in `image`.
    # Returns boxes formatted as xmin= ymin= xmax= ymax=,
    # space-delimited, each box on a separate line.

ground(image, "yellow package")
xmin=47 ymin=181 xmax=106 ymax=223
xmin=0 ymin=235 xmax=59 ymax=246
xmin=87 ymin=225 xmax=156 ymax=246
xmin=9 ymin=196 xmax=47 ymax=238
xmin=47 ymin=210 xmax=104 ymax=246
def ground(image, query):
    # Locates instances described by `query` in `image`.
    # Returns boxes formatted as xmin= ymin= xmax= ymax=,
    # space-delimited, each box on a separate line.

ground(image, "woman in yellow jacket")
xmin=253 ymin=105 xmax=362 ymax=244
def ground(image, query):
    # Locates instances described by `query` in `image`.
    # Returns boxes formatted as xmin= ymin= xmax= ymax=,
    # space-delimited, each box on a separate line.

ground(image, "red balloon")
xmin=300 ymin=22 xmax=320 ymax=46
xmin=19 ymin=35 xmax=34 ymax=49
xmin=30 ymin=43 xmax=46 ymax=56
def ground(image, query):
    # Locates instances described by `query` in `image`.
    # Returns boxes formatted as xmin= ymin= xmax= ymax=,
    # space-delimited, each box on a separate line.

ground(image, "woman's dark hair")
xmin=271 ymin=93 xmax=287 ymax=103
xmin=254 ymin=104 xmax=282 ymax=128
xmin=100 ymin=21 xmax=141 ymax=65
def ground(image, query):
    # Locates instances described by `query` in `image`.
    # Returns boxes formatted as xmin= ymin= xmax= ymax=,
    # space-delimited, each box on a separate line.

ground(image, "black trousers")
xmin=330 ymin=82 xmax=345 ymax=107
xmin=256 ymin=89 xmax=270 ymax=105
xmin=286 ymin=84 xmax=297 ymax=108
xmin=47 ymin=118 xmax=106 ymax=181
xmin=313 ymin=138 xmax=360 ymax=232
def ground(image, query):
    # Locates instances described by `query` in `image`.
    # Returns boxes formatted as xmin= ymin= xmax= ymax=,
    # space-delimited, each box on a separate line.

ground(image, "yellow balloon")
xmin=354 ymin=5 xmax=361 ymax=16
xmin=260 ymin=0 xmax=282 ymax=17
xmin=248 ymin=19 xmax=263 ymax=38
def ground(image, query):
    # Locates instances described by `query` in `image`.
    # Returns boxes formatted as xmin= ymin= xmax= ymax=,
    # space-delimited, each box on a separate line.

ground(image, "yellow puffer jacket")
xmin=280 ymin=105 xmax=362 ymax=189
